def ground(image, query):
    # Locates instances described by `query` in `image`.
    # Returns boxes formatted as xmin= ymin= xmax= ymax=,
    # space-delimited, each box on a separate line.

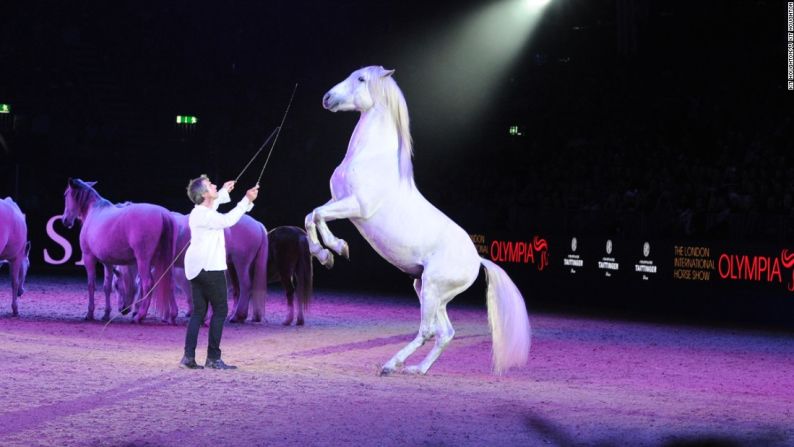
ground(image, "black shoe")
xmin=205 ymin=358 xmax=237 ymax=370
xmin=179 ymin=356 xmax=204 ymax=369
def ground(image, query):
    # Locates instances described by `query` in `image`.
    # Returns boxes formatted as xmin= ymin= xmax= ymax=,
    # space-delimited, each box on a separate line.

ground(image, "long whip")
xmin=257 ymin=83 xmax=298 ymax=185
xmin=234 ymin=126 xmax=280 ymax=183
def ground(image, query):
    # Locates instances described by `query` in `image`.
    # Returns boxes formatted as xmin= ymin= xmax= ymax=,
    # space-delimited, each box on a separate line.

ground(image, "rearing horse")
xmin=305 ymin=66 xmax=531 ymax=375
xmin=62 ymin=178 xmax=175 ymax=323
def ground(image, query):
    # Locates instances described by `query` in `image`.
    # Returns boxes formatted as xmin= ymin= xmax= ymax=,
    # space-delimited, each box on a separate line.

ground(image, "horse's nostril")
xmin=323 ymin=93 xmax=331 ymax=105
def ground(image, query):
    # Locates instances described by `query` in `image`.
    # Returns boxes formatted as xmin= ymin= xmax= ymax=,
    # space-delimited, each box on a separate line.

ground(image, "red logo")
xmin=490 ymin=236 xmax=549 ymax=271
xmin=718 ymin=249 xmax=794 ymax=292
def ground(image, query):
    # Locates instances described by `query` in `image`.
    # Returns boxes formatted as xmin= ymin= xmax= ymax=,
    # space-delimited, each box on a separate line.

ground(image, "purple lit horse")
xmin=62 ymin=179 xmax=175 ymax=323
xmin=224 ymin=214 xmax=269 ymax=323
xmin=0 ymin=197 xmax=31 ymax=316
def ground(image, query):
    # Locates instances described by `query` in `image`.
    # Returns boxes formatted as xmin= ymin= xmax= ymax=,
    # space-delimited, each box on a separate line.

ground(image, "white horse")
xmin=305 ymin=66 xmax=531 ymax=375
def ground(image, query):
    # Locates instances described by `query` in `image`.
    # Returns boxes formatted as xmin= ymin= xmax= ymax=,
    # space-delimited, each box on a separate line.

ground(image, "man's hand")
xmin=222 ymin=180 xmax=236 ymax=193
xmin=246 ymin=184 xmax=259 ymax=202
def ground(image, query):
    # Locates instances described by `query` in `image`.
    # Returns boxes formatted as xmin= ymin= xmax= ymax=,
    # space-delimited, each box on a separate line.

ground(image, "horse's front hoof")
xmin=282 ymin=319 xmax=293 ymax=326
xmin=227 ymin=316 xmax=246 ymax=324
xmin=101 ymin=314 xmax=111 ymax=322
xmin=85 ymin=314 xmax=95 ymax=321
xmin=323 ymin=251 xmax=335 ymax=269
xmin=296 ymin=318 xmax=305 ymax=326
xmin=340 ymin=241 xmax=350 ymax=259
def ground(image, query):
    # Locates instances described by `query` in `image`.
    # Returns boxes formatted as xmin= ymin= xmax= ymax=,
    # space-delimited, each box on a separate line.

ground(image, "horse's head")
xmin=17 ymin=241 xmax=30 ymax=296
xmin=323 ymin=66 xmax=396 ymax=113
xmin=62 ymin=178 xmax=97 ymax=229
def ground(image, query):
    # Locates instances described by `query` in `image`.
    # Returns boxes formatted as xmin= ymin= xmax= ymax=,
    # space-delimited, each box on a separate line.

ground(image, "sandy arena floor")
xmin=0 ymin=275 xmax=793 ymax=447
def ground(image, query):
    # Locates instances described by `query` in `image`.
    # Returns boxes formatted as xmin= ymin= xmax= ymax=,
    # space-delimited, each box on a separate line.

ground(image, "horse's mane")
xmin=69 ymin=181 xmax=111 ymax=217
xmin=368 ymin=68 xmax=414 ymax=183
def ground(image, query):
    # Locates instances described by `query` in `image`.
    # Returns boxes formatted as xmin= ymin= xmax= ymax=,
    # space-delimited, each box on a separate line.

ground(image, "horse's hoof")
xmin=378 ymin=364 xmax=398 ymax=376
xmin=340 ymin=241 xmax=350 ymax=259
xmin=323 ymin=251 xmax=335 ymax=269
xmin=296 ymin=318 xmax=304 ymax=326
xmin=85 ymin=315 xmax=95 ymax=321
xmin=282 ymin=319 xmax=292 ymax=326
xmin=228 ymin=316 xmax=245 ymax=324
xmin=101 ymin=314 xmax=111 ymax=322
xmin=403 ymin=365 xmax=425 ymax=375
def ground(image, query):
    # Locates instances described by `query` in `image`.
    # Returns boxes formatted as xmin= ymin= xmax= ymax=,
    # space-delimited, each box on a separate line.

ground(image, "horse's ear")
xmin=86 ymin=181 xmax=97 ymax=187
xmin=381 ymin=68 xmax=395 ymax=78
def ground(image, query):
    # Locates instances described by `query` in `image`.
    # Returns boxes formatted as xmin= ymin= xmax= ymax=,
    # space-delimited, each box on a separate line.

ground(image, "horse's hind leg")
xmin=295 ymin=276 xmax=305 ymax=326
xmin=282 ymin=266 xmax=296 ymax=326
xmin=174 ymin=271 xmax=192 ymax=317
xmin=101 ymin=264 xmax=113 ymax=321
xmin=380 ymin=278 xmax=438 ymax=375
xmin=404 ymin=260 xmax=478 ymax=374
xmin=405 ymin=304 xmax=455 ymax=375
xmin=133 ymin=261 xmax=154 ymax=323
xmin=229 ymin=263 xmax=252 ymax=323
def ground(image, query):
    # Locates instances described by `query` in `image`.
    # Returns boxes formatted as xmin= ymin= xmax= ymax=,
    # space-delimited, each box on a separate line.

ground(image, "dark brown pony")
xmin=228 ymin=226 xmax=313 ymax=325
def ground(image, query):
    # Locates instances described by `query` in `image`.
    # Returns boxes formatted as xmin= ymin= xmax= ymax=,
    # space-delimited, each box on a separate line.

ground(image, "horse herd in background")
xmin=0 ymin=179 xmax=315 ymax=325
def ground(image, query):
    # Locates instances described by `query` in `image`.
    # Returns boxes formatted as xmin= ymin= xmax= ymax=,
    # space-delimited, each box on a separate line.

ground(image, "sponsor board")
xmin=563 ymin=236 xmax=583 ymax=274
xmin=597 ymin=239 xmax=619 ymax=277
xmin=634 ymin=241 xmax=658 ymax=280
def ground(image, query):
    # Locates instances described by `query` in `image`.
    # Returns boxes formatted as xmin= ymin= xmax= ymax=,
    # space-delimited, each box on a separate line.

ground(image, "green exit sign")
xmin=176 ymin=115 xmax=197 ymax=124
xmin=508 ymin=125 xmax=522 ymax=136
xmin=0 ymin=104 xmax=10 ymax=114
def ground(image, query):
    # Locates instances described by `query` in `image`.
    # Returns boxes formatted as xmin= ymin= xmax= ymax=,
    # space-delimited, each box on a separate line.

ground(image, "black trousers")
xmin=183 ymin=269 xmax=228 ymax=360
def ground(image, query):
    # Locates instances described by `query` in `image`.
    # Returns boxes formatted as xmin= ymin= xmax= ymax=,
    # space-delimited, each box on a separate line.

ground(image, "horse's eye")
xmin=358 ymin=76 xmax=365 ymax=82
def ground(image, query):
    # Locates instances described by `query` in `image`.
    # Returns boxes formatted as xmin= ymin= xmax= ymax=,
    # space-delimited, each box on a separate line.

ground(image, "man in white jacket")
xmin=180 ymin=174 xmax=259 ymax=370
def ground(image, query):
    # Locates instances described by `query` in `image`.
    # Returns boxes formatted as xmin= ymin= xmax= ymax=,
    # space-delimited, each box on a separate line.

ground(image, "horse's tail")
xmin=480 ymin=258 xmax=531 ymax=374
xmin=152 ymin=211 xmax=176 ymax=321
xmin=295 ymin=229 xmax=314 ymax=314
xmin=250 ymin=222 xmax=269 ymax=319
